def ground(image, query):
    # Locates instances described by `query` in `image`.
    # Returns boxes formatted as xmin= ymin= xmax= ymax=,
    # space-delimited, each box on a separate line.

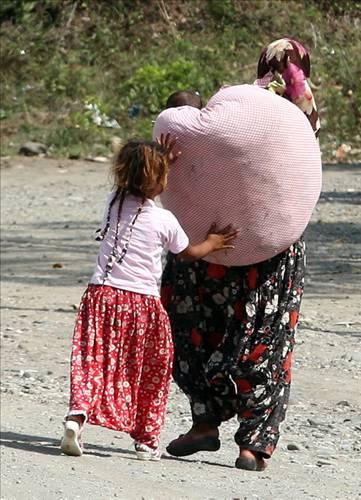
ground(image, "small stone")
xmin=287 ymin=443 xmax=300 ymax=451
xmin=349 ymin=415 xmax=361 ymax=426
xmin=336 ymin=400 xmax=350 ymax=407
xmin=307 ymin=418 xmax=321 ymax=427
xmin=19 ymin=141 xmax=47 ymax=156
xmin=350 ymin=352 xmax=361 ymax=363
xmin=316 ymin=460 xmax=333 ymax=467
xmin=68 ymin=153 xmax=80 ymax=160
xmin=52 ymin=263 xmax=63 ymax=269
xmin=85 ymin=156 xmax=108 ymax=163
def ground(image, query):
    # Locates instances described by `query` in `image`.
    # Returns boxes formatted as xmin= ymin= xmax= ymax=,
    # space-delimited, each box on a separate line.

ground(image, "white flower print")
xmin=193 ymin=403 xmax=206 ymax=416
xmin=212 ymin=293 xmax=226 ymax=305
xmin=176 ymin=301 xmax=188 ymax=314
xmin=179 ymin=361 xmax=189 ymax=373
xmin=246 ymin=302 xmax=256 ymax=317
xmin=265 ymin=294 xmax=279 ymax=315
xmin=211 ymin=351 xmax=223 ymax=363
xmin=204 ymin=306 xmax=213 ymax=318
xmin=281 ymin=312 xmax=289 ymax=325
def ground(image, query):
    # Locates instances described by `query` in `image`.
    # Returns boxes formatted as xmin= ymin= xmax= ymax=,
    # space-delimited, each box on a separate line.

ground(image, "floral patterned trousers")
xmin=161 ymin=239 xmax=305 ymax=458
xmin=69 ymin=285 xmax=174 ymax=449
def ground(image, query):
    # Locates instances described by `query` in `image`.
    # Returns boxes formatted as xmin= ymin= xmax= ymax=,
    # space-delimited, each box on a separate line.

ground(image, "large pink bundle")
xmin=153 ymin=84 xmax=321 ymax=266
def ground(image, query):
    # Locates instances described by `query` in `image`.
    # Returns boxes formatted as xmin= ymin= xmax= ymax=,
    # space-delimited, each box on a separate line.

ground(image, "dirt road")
xmin=1 ymin=157 xmax=361 ymax=499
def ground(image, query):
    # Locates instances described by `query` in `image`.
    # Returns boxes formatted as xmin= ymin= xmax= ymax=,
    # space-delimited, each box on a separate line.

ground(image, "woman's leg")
xmin=161 ymin=255 xmax=224 ymax=428
xmin=231 ymin=239 xmax=306 ymax=459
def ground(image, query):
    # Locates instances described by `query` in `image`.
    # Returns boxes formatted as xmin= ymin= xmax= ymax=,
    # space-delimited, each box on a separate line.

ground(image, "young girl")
xmin=61 ymin=135 xmax=237 ymax=460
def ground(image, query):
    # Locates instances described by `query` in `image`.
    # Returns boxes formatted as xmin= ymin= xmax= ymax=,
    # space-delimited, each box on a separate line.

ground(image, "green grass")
xmin=1 ymin=0 xmax=360 ymax=160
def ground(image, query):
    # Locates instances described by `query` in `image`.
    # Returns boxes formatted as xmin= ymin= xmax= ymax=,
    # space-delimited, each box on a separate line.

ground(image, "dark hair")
xmin=166 ymin=90 xmax=202 ymax=109
xmin=112 ymin=140 xmax=169 ymax=200
xmin=96 ymin=140 xmax=170 ymax=276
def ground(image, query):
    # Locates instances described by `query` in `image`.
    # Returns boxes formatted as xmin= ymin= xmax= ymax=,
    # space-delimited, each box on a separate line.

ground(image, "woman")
xmin=159 ymin=38 xmax=320 ymax=472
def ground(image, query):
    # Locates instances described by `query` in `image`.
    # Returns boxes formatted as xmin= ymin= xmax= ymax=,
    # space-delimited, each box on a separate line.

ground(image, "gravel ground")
xmin=1 ymin=157 xmax=361 ymax=500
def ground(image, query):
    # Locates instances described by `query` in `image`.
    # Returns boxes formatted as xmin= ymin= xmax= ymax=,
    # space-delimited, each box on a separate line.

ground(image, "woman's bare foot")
xmin=188 ymin=422 xmax=219 ymax=438
xmin=235 ymin=448 xmax=268 ymax=471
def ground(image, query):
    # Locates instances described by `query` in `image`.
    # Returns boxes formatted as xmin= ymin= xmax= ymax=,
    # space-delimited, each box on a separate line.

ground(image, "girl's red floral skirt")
xmin=68 ymin=285 xmax=173 ymax=447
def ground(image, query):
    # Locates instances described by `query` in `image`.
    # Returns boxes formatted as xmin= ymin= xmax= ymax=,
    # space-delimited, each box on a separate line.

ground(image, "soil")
xmin=1 ymin=157 xmax=361 ymax=500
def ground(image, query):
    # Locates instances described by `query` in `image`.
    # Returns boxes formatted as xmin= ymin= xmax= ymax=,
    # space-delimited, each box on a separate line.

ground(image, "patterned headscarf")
xmin=255 ymin=38 xmax=320 ymax=137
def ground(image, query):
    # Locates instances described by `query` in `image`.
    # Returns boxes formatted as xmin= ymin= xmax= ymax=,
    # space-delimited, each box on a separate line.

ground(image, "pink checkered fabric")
xmin=153 ymin=85 xmax=321 ymax=266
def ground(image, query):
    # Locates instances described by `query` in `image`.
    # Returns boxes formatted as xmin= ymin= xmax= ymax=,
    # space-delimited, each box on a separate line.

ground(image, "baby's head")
xmin=166 ymin=90 xmax=203 ymax=109
xmin=113 ymin=140 xmax=169 ymax=199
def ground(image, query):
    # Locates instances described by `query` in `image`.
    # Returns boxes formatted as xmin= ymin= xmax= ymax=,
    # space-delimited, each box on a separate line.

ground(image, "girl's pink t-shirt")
xmin=90 ymin=194 xmax=189 ymax=297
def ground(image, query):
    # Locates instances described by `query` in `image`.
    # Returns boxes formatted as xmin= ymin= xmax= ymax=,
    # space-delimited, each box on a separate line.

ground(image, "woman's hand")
xmin=157 ymin=133 xmax=181 ymax=164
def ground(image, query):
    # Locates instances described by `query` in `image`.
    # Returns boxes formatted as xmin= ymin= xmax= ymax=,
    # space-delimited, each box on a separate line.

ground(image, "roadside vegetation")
xmin=1 ymin=0 xmax=360 ymax=160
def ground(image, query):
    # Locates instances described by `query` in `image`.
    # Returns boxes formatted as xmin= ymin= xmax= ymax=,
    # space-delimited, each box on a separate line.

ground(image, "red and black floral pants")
xmin=161 ymin=239 xmax=305 ymax=458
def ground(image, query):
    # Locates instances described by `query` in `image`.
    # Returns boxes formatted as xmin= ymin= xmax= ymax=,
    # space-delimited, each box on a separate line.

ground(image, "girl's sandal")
xmin=60 ymin=420 xmax=83 ymax=457
xmin=134 ymin=442 xmax=161 ymax=461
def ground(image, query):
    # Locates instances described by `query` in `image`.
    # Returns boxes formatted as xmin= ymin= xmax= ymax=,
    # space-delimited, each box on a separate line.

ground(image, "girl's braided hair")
xmin=96 ymin=140 xmax=169 ymax=262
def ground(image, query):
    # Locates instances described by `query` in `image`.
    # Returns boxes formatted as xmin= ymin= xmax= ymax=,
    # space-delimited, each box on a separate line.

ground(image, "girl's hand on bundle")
xmin=157 ymin=133 xmax=181 ymax=164
xmin=178 ymin=224 xmax=238 ymax=261
xmin=206 ymin=223 xmax=239 ymax=252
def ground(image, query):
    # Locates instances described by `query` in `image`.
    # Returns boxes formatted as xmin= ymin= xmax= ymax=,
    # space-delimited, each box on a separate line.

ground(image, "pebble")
xmin=350 ymin=352 xmax=361 ymax=363
xmin=85 ymin=156 xmax=108 ymax=163
xmin=337 ymin=400 xmax=350 ymax=407
xmin=345 ymin=415 xmax=361 ymax=426
xmin=19 ymin=142 xmax=47 ymax=156
xmin=308 ymin=418 xmax=325 ymax=428
xmin=287 ymin=443 xmax=301 ymax=451
xmin=316 ymin=460 xmax=333 ymax=467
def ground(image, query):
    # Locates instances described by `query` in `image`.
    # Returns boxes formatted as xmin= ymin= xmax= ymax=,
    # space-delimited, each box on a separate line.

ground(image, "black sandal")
xmin=166 ymin=434 xmax=221 ymax=457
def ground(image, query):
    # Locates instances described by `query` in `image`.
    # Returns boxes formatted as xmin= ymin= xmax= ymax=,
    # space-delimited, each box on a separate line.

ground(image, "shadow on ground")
xmin=0 ymin=431 xmax=234 ymax=468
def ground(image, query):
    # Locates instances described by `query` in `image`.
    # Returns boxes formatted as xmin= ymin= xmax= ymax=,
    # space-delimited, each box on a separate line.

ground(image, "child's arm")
xmin=178 ymin=225 xmax=238 ymax=262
